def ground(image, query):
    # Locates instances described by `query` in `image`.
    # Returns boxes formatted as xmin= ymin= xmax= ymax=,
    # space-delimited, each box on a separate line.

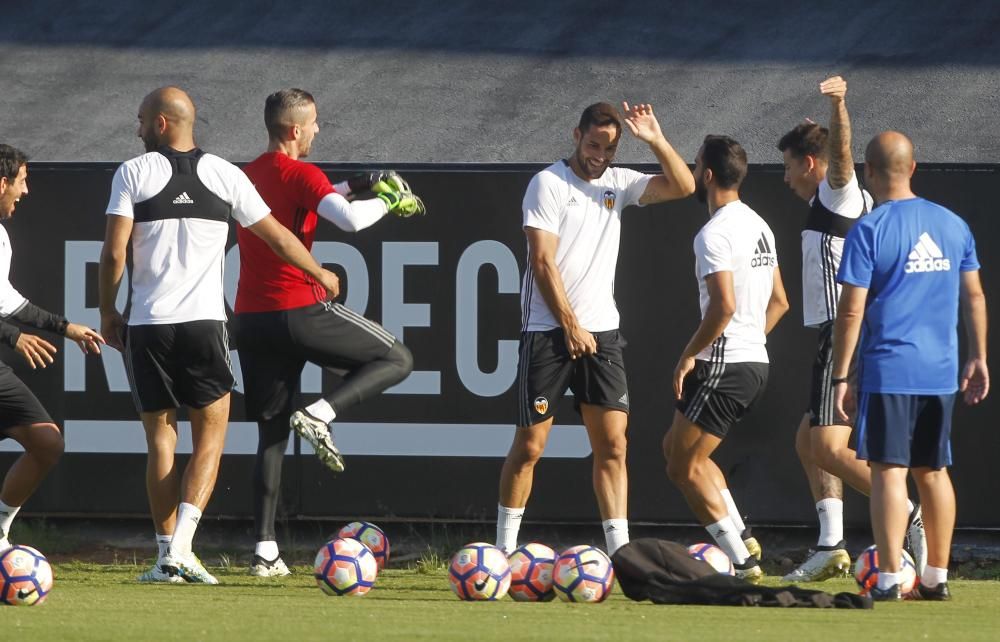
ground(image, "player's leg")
xmin=288 ymin=303 xmax=414 ymax=473
xmin=0 ymin=368 xmax=63 ymax=550
xmin=707 ymin=461 xmax=760 ymax=561
xmin=496 ymin=329 xmax=572 ymax=554
xmin=575 ymin=330 xmax=631 ymax=555
xmin=235 ymin=311 xmax=299 ymax=576
xmin=906 ymin=394 xmax=957 ymax=600
xmin=580 ymin=404 xmax=629 ymax=555
xmin=497 ymin=418 xmax=555 ymax=553
xmin=858 ymin=392 xmax=913 ymax=600
xmin=0 ymin=423 xmax=63 ymax=550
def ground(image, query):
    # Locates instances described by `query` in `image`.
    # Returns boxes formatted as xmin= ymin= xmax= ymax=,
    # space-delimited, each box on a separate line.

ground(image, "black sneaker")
xmin=869 ymin=583 xmax=902 ymax=602
xmin=906 ymin=582 xmax=951 ymax=601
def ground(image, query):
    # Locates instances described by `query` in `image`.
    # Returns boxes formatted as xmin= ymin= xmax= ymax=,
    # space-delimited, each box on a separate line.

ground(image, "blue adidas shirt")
xmin=837 ymin=197 xmax=979 ymax=394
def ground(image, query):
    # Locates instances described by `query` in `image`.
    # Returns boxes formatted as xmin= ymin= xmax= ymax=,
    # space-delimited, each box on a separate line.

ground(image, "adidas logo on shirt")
xmin=751 ymin=233 xmax=776 ymax=268
xmin=172 ymin=192 xmax=194 ymax=205
xmin=566 ymin=196 xmax=580 ymax=207
xmin=905 ymin=232 xmax=951 ymax=273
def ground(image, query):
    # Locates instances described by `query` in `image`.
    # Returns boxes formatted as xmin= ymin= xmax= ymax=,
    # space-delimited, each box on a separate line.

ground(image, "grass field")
xmin=4 ymin=561 xmax=1000 ymax=641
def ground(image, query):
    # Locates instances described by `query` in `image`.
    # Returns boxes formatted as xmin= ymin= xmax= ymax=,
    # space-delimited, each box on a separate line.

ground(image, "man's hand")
xmin=564 ymin=325 xmax=597 ymax=360
xmin=673 ymin=356 xmax=695 ymax=400
xmin=15 ymin=333 xmax=57 ymax=369
xmin=833 ymin=381 xmax=855 ymax=422
xmin=960 ymin=357 xmax=990 ymax=405
xmin=316 ymin=268 xmax=341 ymax=300
xmin=820 ymin=76 xmax=847 ymax=103
xmin=622 ymin=102 xmax=664 ymax=145
xmin=65 ymin=323 xmax=105 ymax=355
xmin=101 ymin=310 xmax=126 ymax=352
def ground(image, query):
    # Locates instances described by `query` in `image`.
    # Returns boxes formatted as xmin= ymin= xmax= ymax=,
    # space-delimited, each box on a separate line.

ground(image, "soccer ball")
xmin=508 ymin=543 xmax=556 ymax=602
xmin=448 ymin=542 xmax=511 ymax=601
xmin=853 ymin=545 xmax=917 ymax=593
xmin=0 ymin=545 xmax=54 ymax=606
xmin=553 ymin=545 xmax=615 ymax=603
xmin=314 ymin=537 xmax=378 ymax=596
xmin=338 ymin=521 xmax=390 ymax=570
xmin=687 ymin=542 xmax=735 ymax=575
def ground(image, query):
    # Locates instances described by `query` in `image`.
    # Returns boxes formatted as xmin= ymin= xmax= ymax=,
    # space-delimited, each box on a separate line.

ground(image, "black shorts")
xmin=235 ymin=302 xmax=396 ymax=422
xmin=124 ymin=320 xmax=234 ymax=413
xmin=808 ymin=321 xmax=853 ymax=427
xmin=856 ymin=392 xmax=955 ymax=469
xmin=0 ymin=362 xmax=53 ymax=437
xmin=677 ymin=360 xmax=768 ymax=438
xmin=516 ymin=329 xmax=629 ymax=427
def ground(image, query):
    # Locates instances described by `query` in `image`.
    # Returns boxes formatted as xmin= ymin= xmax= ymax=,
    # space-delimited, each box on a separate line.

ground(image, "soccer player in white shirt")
xmin=99 ymin=87 xmax=340 ymax=584
xmin=0 ymin=144 xmax=104 ymax=553
xmin=495 ymin=102 xmax=695 ymax=557
xmin=778 ymin=77 xmax=925 ymax=581
xmin=664 ymin=135 xmax=789 ymax=583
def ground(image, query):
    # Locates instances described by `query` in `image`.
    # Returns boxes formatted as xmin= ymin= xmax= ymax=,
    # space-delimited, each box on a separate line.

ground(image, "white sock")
xmin=603 ymin=519 xmax=629 ymax=556
xmin=906 ymin=498 xmax=915 ymax=515
xmin=877 ymin=570 xmax=901 ymax=591
xmin=922 ymin=565 xmax=948 ymax=588
xmin=255 ymin=540 xmax=280 ymax=561
xmin=0 ymin=500 xmax=20 ymax=539
xmin=706 ymin=516 xmax=750 ymax=565
xmin=156 ymin=534 xmax=172 ymax=559
xmin=495 ymin=504 xmax=524 ymax=554
xmin=169 ymin=502 xmax=202 ymax=557
xmin=816 ymin=498 xmax=844 ymax=547
xmin=305 ymin=400 xmax=337 ymax=425
xmin=719 ymin=489 xmax=746 ymax=534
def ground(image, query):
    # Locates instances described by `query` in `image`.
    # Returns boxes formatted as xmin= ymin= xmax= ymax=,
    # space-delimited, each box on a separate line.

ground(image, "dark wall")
xmin=2 ymin=163 xmax=998 ymax=526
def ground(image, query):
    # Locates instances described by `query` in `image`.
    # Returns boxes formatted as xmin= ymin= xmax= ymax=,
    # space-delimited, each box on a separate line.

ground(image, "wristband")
xmin=830 ymin=376 xmax=849 ymax=386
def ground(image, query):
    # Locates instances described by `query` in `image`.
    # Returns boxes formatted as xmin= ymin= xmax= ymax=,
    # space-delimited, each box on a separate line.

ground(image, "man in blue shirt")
xmin=832 ymin=131 xmax=988 ymax=601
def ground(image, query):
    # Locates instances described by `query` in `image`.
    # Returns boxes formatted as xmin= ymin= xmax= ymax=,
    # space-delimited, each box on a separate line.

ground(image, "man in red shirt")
xmin=236 ymin=88 xmax=421 ymax=576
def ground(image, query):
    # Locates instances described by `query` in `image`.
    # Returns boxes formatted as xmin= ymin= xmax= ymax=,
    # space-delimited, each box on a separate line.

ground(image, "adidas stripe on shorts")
xmin=235 ymin=302 xmax=397 ymax=422
xmin=677 ymin=359 xmax=768 ymax=438
xmin=516 ymin=328 xmax=629 ymax=427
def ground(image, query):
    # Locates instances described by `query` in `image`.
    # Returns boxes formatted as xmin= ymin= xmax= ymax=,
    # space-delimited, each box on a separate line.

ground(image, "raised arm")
xmin=621 ymin=102 xmax=696 ymax=204
xmin=959 ymin=269 xmax=989 ymax=404
xmin=820 ymin=76 xmax=854 ymax=190
xmin=525 ymin=226 xmax=596 ymax=359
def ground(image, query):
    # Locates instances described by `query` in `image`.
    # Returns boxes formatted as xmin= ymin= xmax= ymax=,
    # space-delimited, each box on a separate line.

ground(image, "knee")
xmin=28 ymin=424 xmax=64 ymax=468
xmin=510 ymin=433 xmax=546 ymax=466
xmin=595 ymin=433 xmax=628 ymax=464
xmin=388 ymin=341 xmax=414 ymax=378
xmin=666 ymin=457 xmax=697 ymax=487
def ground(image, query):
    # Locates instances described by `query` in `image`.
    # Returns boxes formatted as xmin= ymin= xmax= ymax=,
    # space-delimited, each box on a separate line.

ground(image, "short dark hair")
xmin=701 ymin=135 xmax=747 ymax=189
xmin=0 ymin=144 xmax=28 ymax=182
xmin=264 ymin=88 xmax=316 ymax=139
xmin=578 ymin=102 xmax=623 ymax=135
xmin=777 ymin=122 xmax=829 ymax=161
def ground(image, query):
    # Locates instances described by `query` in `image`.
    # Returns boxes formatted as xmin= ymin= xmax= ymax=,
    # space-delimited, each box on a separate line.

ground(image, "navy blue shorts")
xmin=856 ymin=392 xmax=955 ymax=468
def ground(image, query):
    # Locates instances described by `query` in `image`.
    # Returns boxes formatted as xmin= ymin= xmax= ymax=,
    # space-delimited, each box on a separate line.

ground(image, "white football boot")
xmin=250 ymin=555 xmax=291 ymax=577
xmin=137 ymin=560 xmax=185 ymax=584
xmin=290 ymin=410 xmax=345 ymax=473
xmin=160 ymin=551 xmax=219 ymax=584
xmin=782 ymin=542 xmax=851 ymax=582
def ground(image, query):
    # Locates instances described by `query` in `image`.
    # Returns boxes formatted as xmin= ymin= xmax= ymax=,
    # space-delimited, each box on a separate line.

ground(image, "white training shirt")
xmin=693 ymin=200 xmax=777 ymax=363
xmin=106 ymin=151 xmax=270 ymax=325
xmin=521 ymin=160 xmax=651 ymax=332
xmin=0 ymin=224 xmax=27 ymax=316
xmin=801 ymin=172 xmax=873 ymax=327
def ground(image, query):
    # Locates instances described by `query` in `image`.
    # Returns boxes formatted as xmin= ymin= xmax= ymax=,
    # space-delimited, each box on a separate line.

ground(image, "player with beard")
xmin=0 ymin=144 xmax=104 ymax=552
xmin=495 ymin=102 xmax=695 ymax=557
xmin=236 ymin=88 xmax=420 ymax=576
xmin=99 ymin=87 xmax=340 ymax=584
xmin=663 ymin=135 xmax=789 ymax=583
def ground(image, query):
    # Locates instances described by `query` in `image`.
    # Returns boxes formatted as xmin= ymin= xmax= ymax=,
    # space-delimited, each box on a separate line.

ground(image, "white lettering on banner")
xmin=381 ymin=242 xmax=440 ymax=394
xmin=456 ymin=241 xmax=520 ymax=396
xmin=57 ymin=240 xmax=592 ymax=458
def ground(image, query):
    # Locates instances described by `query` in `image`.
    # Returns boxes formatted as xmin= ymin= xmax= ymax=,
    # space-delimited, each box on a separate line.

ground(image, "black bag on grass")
xmin=611 ymin=538 xmax=872 ymax=609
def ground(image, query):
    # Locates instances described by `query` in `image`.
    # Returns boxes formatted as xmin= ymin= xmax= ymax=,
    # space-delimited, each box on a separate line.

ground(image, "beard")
xmin=694 ymin=177 xmax=707 ymax=204
xmin=141 ymin=130 xmax=160 ymax=153
xmin=575 ymin=148 xmax=608 ymax=180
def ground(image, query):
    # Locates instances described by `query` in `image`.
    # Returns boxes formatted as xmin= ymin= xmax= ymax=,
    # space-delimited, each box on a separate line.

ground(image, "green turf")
xmin=4 ymin=563 xmax=1000 ymax=641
